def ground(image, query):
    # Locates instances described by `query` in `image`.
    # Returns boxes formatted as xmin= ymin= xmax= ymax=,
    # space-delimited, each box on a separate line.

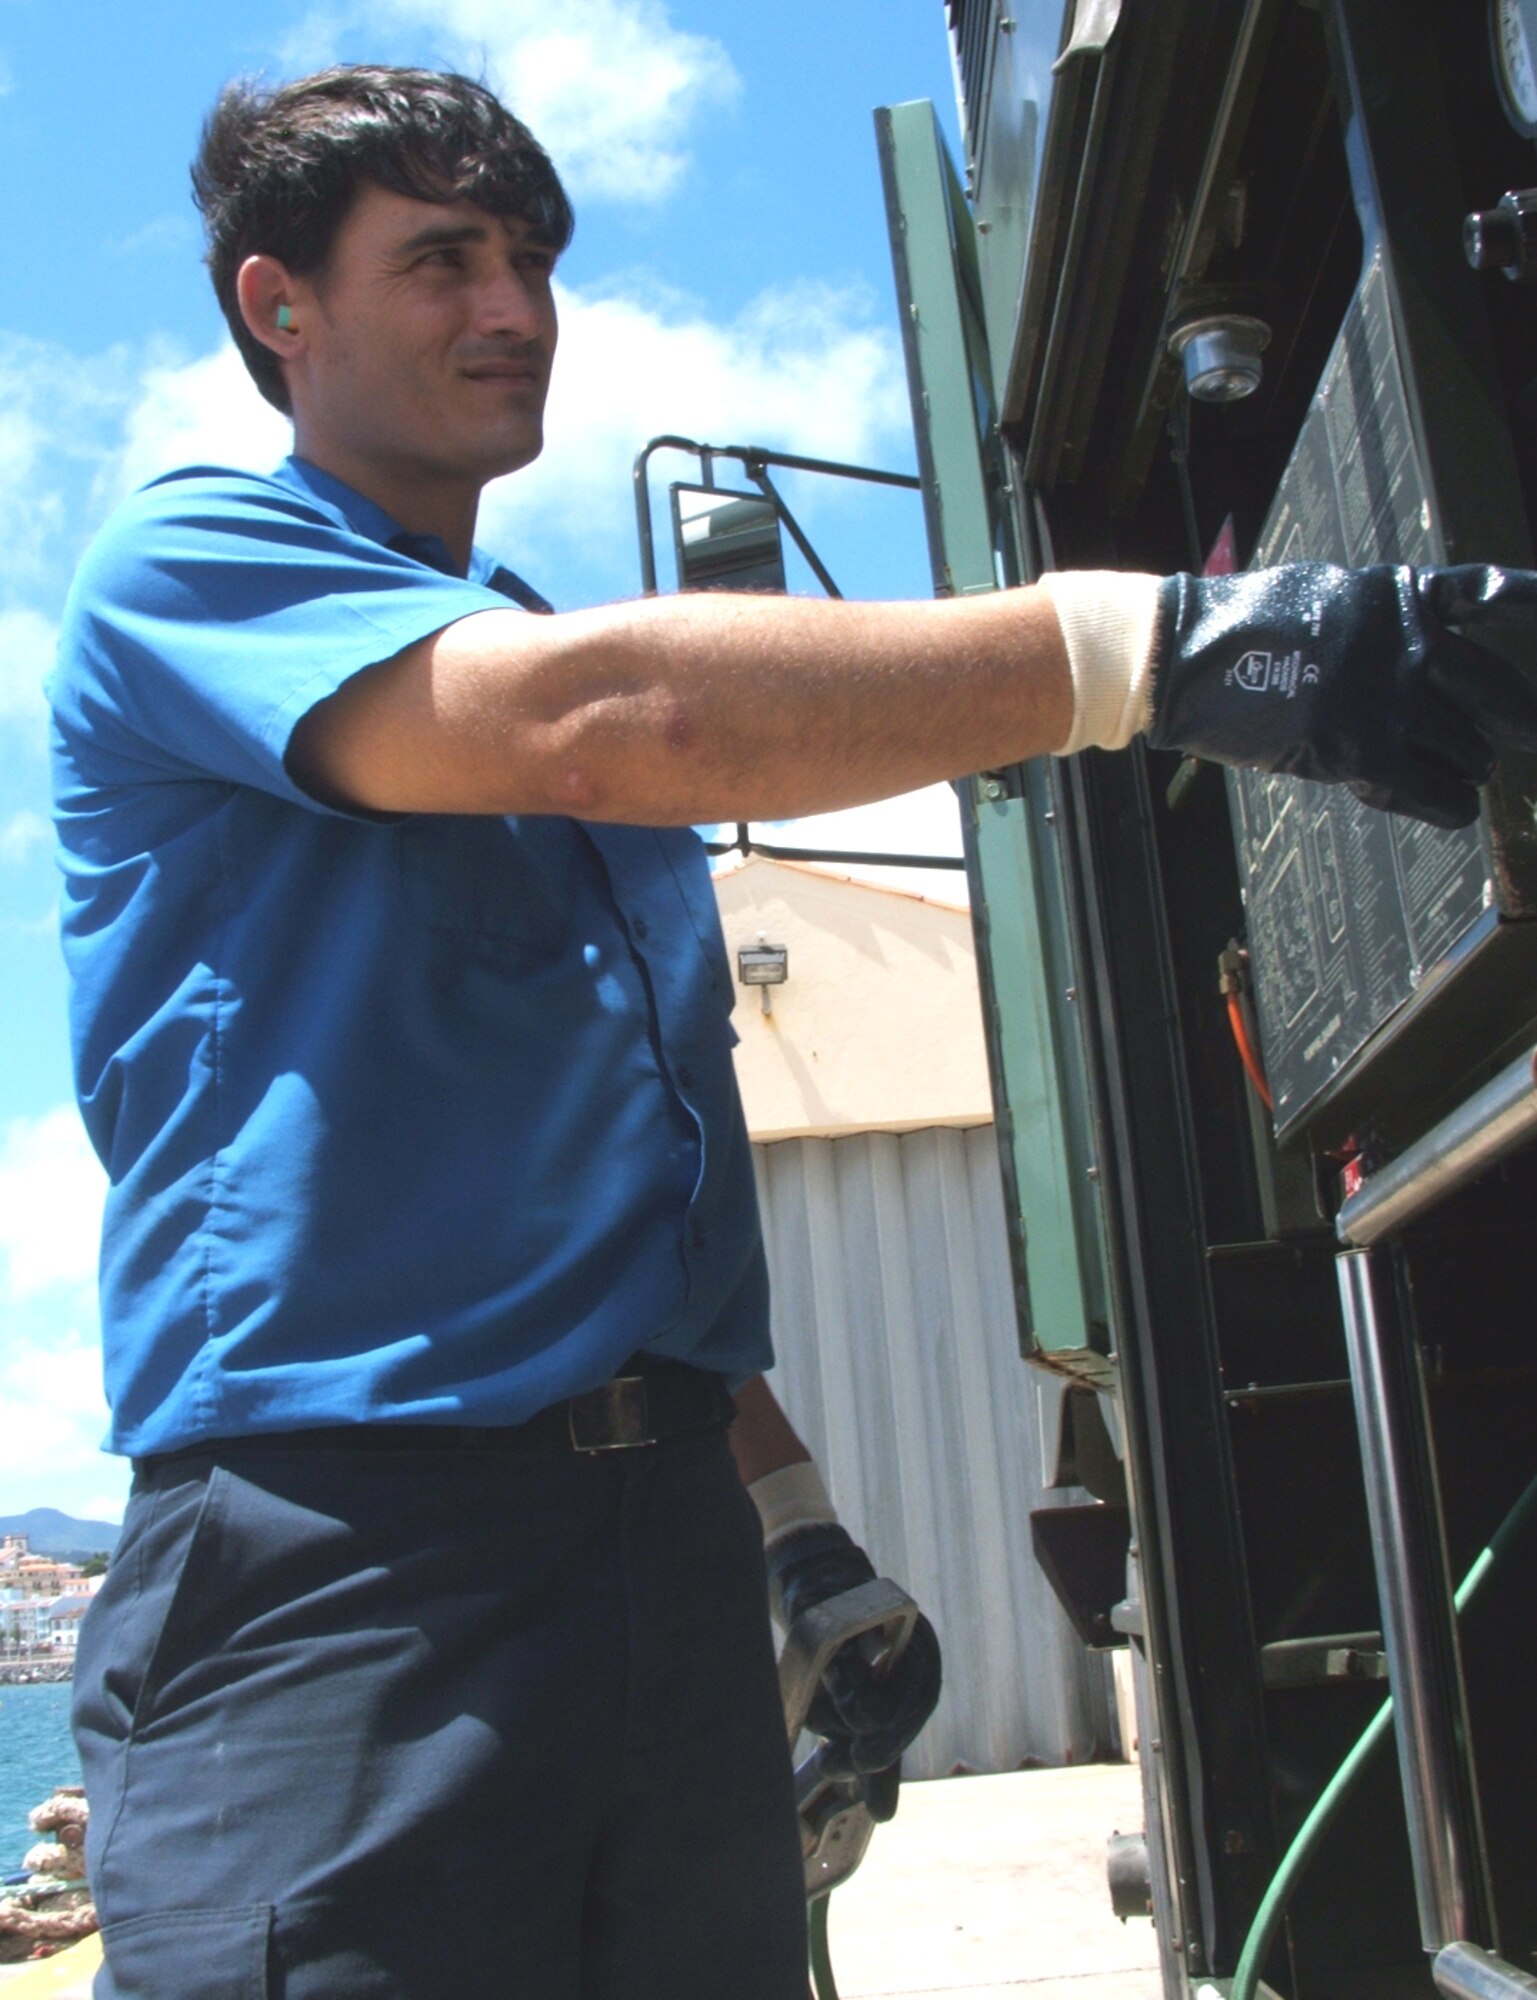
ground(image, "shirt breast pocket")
xmin=393 ymin=816 xmax=568 ymax=957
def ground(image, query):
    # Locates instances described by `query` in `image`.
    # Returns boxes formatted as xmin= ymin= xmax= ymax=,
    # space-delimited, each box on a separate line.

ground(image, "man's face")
xmin=289 ymin=182 xmax=559 ymax=491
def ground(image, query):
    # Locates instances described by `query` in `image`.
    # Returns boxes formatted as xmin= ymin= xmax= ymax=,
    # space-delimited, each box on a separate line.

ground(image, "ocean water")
xmin=0 ymin=1682 xmax=82 ymax=1872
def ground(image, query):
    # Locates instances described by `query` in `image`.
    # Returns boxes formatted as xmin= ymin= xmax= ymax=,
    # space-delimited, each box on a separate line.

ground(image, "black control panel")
xmin=1228 ymin=253 xmax=1498 ymax=1134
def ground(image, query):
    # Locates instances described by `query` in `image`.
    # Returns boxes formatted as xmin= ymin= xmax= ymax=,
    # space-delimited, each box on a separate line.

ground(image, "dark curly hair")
xmin=192 ymin=66 xmax=574 ymax=414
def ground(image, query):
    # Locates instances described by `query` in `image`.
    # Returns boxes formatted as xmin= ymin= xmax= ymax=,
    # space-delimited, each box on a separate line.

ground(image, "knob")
xmin=1464 ymin=188 xmax=1537 ymax=281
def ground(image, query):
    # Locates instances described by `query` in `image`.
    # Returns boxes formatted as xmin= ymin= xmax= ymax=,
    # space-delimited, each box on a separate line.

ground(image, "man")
xmin=50 ymin=62 xmax=1537 ymax=2000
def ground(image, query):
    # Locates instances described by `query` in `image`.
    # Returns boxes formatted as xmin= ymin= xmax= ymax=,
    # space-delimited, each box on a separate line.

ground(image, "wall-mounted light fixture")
xmin=1168 ymin=313 xmax=1271 ymax=403
xmin=737 ymin=938 xmax=788 ymax=1015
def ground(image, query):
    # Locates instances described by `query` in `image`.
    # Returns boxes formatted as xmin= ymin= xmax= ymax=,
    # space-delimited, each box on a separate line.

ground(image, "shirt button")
xmin=691 ymin=1222 xmax=709 ymax=1250
xmin=632 ymin=915 xmax=649 ymax=938
xmin=677 ymin=1065 xmax=695 ymax=1089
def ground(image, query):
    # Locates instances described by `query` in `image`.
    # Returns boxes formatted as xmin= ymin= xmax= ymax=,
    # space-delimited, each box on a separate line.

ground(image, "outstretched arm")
xmin=289 ymin=585 xmax=1074 ymax=825
xmin=290 ymin=562 xmax=1537 ymax=831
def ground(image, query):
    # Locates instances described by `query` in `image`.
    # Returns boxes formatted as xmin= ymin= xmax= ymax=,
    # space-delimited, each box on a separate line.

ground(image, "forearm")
xmin=292 ymin=584 xmax=1073 ymax=820
xmin=727 ymin=1374 xmax=812 ymax=1487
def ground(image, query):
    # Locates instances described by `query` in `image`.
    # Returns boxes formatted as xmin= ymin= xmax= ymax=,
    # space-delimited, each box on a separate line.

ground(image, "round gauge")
xmin=1493 ymin=0 xmax=1537 ymax=138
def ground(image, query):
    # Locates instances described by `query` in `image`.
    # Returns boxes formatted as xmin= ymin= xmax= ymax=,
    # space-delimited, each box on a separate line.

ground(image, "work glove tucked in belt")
xmin=751 ymin=1457 xmax=942 ymax=1822
xmin=1042 ymin=562 xmax=1537 ymax=830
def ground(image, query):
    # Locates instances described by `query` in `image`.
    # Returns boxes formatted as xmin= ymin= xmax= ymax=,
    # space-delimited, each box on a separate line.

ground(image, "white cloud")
xmin=282 ymin=0 xmax=739 ymax=204
xmin=0 ymin=1112 xmax=120 ymax=1523
xmin=84 ymin=274 xmax=909 ymax=606
xmin=0 ymin=337 xmax=286 ymax=680
xmin=0 ymin=607 xmax=58 ymax=754
xmin=103 ymin=342 xmax=290 ymax=507
xmin=464 ymin=1 xmax=739 ymax=205
xmin=481 ymin=276 xmax=910 ymax=590
xmin=0 ymin=907 xmax=61 ymax=942
xmin=0 ymin=1105 xmax=105 ymax=1303
xmin=775 ymin=786 xmax=968 ymax=865
xmin=115 ymin=214 xmax=198 ymax=259
xmin=0 ymin=1322 xmax=124 ymax=1525
xmin=273 ymin=3 xmax=355 ymax=74
xmin=0 ymin=333 xmax=286 ymax=560
xmin=0 ymin=809 xmax=50 ymax=865
xmin=0 ymin=383 xmax=68 ymax=593
xmin=0 ymin=334 xmax=138 ymax=596
xmin=710 ymin=786 xmax=970 ymax=908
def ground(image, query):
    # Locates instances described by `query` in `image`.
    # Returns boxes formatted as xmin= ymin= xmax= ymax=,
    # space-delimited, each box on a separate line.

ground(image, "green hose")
xmin=1228 ymin=1470 xmax=1537 ymax=2000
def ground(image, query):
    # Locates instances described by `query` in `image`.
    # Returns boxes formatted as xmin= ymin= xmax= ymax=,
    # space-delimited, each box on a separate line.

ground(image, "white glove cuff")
xmin=1040 ymin=570 xmax=1162 ymax=755
xmin=748 ymin=1459 xmax=839 ymax=1551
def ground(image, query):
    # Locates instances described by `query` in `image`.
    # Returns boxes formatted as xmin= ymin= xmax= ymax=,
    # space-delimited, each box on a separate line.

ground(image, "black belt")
xmin=135 ymin=1356 xmax=736 ymax=1475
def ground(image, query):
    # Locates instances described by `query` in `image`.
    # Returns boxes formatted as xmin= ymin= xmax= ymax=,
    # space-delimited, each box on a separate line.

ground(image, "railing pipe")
xmin=1435 ymin=1943 xmax=1537 ymax=2000
xmin=1336 ymin=1249 xmax=1496 ymax=1951
xmin=633 ymin=433 xmax=921 ymax=597
xmin=1336 ymin=1047 xmax=1537 ymax=1246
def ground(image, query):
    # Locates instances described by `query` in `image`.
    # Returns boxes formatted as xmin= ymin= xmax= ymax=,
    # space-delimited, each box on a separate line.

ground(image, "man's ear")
xmin=236 ymin=254 xmax=304 ymax=362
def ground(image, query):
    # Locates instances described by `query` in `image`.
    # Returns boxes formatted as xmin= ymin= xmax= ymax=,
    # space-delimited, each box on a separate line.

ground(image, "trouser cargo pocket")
xmin=97 ymin=1904 xmax=272 ymax=1999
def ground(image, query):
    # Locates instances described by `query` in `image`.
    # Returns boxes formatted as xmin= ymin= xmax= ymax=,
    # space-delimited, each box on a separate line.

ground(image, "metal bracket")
xmin=1258 ymin=1632 xmax=1387 ymax=1689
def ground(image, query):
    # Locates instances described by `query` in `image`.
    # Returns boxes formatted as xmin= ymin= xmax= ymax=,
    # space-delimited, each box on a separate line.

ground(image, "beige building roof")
xmin=711 ymin=855 xmax=992 ymax=1142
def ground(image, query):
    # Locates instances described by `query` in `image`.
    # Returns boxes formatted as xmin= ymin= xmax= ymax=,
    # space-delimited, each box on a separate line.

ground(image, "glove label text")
xmin=1229 ymin=647 xmax=1310 ymax=698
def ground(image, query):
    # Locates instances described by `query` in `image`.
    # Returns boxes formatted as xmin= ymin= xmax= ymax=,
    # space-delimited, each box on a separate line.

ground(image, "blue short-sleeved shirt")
xmin=48 ymin=455 xmax=771 ymax=1456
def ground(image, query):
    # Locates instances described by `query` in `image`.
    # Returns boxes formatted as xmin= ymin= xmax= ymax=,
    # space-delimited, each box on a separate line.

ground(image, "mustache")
xmin=456 ymin=341 xmax=547 ymax=367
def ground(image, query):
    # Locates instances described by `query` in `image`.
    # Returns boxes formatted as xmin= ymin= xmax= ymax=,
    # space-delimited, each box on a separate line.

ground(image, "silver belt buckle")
xmin=568 ymin=1375 xmax=655 ymax=1453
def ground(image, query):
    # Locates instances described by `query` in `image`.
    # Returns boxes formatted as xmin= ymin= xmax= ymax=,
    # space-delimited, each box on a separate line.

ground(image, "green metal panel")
xmin=967 ymin=778 xmax=1112 ymax=1379
xmin=875 ymin=101 xmax=997 ymax=598
xmin=875 ymin=100 xmax=1109 ymax=1376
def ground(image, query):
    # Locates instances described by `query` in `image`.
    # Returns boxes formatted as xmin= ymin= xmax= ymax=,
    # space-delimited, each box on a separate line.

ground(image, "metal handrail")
xmin=632 ymin=434 xmax=920 ymax=596
xmin=1435 ymin=1942 xmax=1537 ymax=1999
xmin=1335 ymin=1046 xmax=1537 ymax=1246
xmin=632 ymin=435 xmax=962 ymax=875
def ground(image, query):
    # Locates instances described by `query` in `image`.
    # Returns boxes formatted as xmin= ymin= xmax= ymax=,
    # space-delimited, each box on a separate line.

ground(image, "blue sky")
xmin=0 ymin=1 xmax=968 ymax=1520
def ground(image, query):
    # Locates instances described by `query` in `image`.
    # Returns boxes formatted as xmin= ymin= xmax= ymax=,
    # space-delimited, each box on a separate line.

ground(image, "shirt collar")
xmin=272 ymin=454 xmax=499 ymax=585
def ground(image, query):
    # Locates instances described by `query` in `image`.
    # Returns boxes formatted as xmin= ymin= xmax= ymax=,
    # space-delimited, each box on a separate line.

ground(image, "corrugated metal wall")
xmin=755 ymin=1123 xmax=1119 ymax=1778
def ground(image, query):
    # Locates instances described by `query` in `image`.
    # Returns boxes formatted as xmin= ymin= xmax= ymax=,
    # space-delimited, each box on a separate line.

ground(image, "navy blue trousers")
xmin=73 ymin=1428 xmax=807 ymax=1997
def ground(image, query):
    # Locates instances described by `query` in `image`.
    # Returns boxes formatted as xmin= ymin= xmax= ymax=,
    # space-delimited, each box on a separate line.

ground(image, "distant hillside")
xmin=0 ymin=1509 xmax=121 ymax=1561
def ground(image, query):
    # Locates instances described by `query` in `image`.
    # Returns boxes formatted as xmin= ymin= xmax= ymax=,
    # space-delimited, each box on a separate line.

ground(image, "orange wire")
xmin=1226 ymin=990 xmax=1274 ymax=1112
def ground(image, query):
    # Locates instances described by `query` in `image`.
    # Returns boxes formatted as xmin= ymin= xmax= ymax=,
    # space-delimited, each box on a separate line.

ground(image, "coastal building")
xmin=42 ymin=1595 xmax=94 ymax=1653
xmin=0 ymin=1537 xmax=86 ymax=1600
xmin=0 ymin=1583 xmax=101 ymax=1658
xmin=0 ymin=1591 xmax=49 ymax=1655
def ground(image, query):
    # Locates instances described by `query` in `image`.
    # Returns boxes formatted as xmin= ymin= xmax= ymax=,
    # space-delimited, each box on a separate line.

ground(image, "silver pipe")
xmin=1337 ymin=1251 xmax=1494 ymax=1951
xmin=1337 ymin=1047 xmax=1537 ymax=1246
xmin=1435 ymin=1943 xmax=1537 ymax=1999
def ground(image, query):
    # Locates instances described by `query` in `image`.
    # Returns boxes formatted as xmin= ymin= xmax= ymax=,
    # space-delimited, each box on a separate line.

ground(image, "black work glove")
xmin=1148 ymin=563 xmax=1537 ymax=829
xmin=767 ymin=1522 xmax=942 ymax=1811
